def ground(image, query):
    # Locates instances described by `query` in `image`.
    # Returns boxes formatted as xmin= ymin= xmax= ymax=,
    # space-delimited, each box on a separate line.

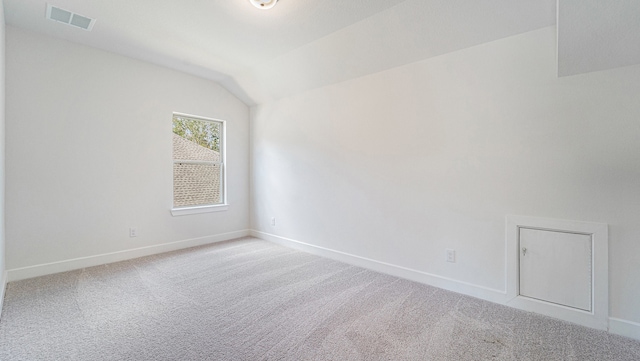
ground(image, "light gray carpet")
xmin=1 ymin=237 xmax=639 ymax=360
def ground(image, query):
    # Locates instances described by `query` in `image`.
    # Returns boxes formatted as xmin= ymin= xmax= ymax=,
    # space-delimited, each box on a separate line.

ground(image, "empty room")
xmin=1 ymin=0 xmax=640 ymax=359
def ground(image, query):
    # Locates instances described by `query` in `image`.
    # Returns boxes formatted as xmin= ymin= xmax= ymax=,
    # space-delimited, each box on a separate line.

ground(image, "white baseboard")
xmin=251 ymin=230 xmax=640 ymax=342
xmin=609 ymin=318 xmax=640 ymax=341
xmin=6 ymin=230 xmax=639 ymax=342
xmin=250 ymin=230 xmax=506 ymax=304
xmin=0 ymin=270 xmax=7 ymax=321
xmin=7 ymin=230 xmax=250 ymax=282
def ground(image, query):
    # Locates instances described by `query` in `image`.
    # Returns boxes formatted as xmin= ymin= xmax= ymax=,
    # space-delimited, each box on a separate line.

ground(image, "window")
xmin=171 ymin=113 xmax=226 ymax=216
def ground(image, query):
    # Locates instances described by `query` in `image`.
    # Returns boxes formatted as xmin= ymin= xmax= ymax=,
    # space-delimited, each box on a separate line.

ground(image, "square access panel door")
xmin=519 ymin=228 xmax=592 ymax=311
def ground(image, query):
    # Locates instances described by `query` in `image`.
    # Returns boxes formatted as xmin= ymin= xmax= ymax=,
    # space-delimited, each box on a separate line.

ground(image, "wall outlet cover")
xmin=446 ymin=249 xmax=455 ymax=263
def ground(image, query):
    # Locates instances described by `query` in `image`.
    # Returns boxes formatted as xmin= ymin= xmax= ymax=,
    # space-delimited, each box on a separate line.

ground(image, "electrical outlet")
xmin=446 ymin=249 xmax=456 ymax=263
xmin=271 ymin=217 xmax=276 ymax=226
xmin=129 ymin=227 xmax=138 ymax=237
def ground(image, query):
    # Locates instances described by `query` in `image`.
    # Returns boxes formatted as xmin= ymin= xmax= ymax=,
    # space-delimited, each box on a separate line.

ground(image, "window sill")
xmin=171 ymin=204 xmax=228 ymax=216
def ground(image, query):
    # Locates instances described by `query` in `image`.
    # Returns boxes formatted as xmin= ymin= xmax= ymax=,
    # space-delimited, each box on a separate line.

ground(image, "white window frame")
xmin=171 ymin=112 xmax=228 ymax=216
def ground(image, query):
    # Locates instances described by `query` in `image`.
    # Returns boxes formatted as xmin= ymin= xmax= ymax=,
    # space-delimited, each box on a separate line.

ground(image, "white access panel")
xmin=519 ymin=228 xmax=592 ymax=311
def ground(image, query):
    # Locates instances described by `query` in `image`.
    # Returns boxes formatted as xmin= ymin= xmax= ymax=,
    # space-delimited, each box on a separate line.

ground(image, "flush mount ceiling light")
xmin=249 ymin=0 xmax=279 ymax=10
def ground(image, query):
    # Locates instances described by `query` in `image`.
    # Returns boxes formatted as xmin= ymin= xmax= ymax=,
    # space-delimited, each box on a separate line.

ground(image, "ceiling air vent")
xmin=46 ymin=4 xmax=96 ymax=31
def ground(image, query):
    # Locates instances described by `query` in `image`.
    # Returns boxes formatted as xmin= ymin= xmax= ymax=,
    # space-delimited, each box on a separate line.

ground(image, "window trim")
xmin=171 ymin=204 xmax=228 ymax=217
xmin=171 ymin=112 xmax=227 ymax=216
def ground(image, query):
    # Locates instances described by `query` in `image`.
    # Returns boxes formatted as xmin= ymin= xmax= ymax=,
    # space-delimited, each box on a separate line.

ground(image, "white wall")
xmin=0 ymin=0 xmax=7 ymax=314
xmin=251 ymin=27 xmax=640 ymax=327
xmin=5 ymin=27 xmax=250 ymax=273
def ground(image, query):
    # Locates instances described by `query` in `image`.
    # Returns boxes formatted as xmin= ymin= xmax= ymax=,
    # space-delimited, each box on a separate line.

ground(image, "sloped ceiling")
xmin=238 ymin=0 xmax=557 ymax=102
xmin=5 ymin=1 xmax=636 ymax=106
xmin=558 ymin=0 xmax=640 ymax=77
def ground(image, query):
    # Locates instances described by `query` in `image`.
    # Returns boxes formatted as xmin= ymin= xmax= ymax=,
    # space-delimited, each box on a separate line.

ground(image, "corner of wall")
xmin=0 ymin=271 xmax=6 ymax=320
xmin=248 ymin=105 xmax=257 ymax=231
xmin=0 ymin=0 xmax=7 ymax=321
xmin=609 ymin=318 xmax=640 ymax=342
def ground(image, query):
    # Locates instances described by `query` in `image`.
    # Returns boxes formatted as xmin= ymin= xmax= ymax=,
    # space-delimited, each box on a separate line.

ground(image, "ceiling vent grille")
xmin=46 ymin=4 xmax=96 ymax=31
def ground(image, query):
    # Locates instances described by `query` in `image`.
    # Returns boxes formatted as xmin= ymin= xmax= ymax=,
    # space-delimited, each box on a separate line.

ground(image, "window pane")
xmin=172 ymin=116 xmax=221 ymax=156
xmin=172 ymin=114 xmax=224 ymax=209
xmin=173 ymin=163 xmax=222 ymax=207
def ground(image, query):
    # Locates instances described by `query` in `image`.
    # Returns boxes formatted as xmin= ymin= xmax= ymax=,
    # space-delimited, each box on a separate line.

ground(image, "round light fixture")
xmin=249 ymin=0 xmax=279 ymax=10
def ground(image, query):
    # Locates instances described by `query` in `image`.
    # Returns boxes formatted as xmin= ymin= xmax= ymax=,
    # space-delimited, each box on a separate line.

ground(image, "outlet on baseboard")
xmin=129 ymin=227 xmax=138 ymax=237
xmin=446 ymin=249 xmax=456 ymax=263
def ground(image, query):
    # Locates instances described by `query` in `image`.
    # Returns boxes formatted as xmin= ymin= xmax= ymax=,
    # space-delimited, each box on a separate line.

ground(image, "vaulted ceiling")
xmin=4 ymin=0 xmax=639 ymax=105
xmin=557 ymin=0 xmax=640 ymax=77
